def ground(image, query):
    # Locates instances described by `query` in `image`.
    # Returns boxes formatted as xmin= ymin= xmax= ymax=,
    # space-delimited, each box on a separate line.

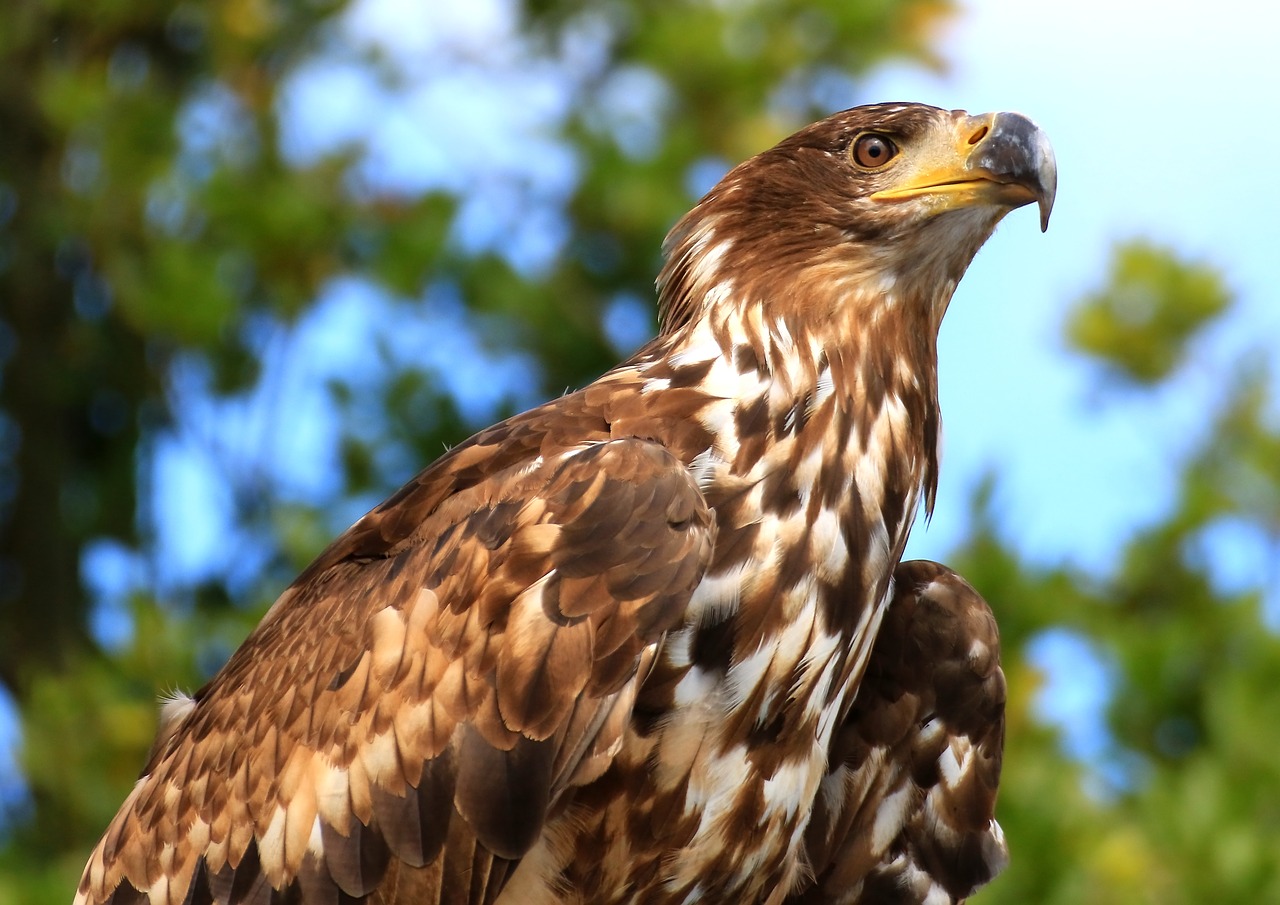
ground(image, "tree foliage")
xmin=1 ymin=2 xmax=1276 ymax=904
xmin=1066 ymin=241 xmax=1232 ymax=385
xmin=953 ymin=242 xmax=1280 ymax=903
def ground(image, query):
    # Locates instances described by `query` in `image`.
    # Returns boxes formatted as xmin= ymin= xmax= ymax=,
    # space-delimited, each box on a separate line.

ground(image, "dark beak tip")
xmin=978 ymin=111 xmax=1057 ymax=233
xmin=1035 ymin=133 xmax=1058 ymax=232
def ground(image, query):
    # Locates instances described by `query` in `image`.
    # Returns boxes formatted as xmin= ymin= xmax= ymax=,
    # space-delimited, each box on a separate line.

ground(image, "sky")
xmin=4 ymin=0 xmax=1279 ymax=821
xmin=863 ymin=0 xmax=1280 ymax=765
xmin=865 ymin=0 xmax=1280 ymax=764
xmin=870 ymin=0 xmax=1280 ymax=572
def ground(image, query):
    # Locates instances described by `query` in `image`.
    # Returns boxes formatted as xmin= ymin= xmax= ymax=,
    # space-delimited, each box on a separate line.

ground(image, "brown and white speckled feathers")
xmin=77 ymin=103 xmax=1053 ymax=905
xmin=78 ymin=434 xmax=714 ymax=905
xmin=794 ymin=561 xmax=1008 ymax=905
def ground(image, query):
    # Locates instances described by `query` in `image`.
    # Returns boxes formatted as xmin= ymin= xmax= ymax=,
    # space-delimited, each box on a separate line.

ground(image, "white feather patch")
xmin=314 ymin=760 xmax=352 ymax=834
xmin=672 ymin=665 xmax=719 ymax=710
xmin=669 ymin=335 xmax=721 ymax=369
xmin=939 ymin=742 xmax=974 ymax=790
xmin=871 ymin=782 xmax=915 ymax=854
xmin=724 ymin=638 xmax=776 ymax=713
xmin=687 ymin=564 xmax=745 ymax=623
xmin=258 ymin=805 xmax=289 ymax=880
xmin=690 ymin=237 xmax=732 ymax=286
xmin=687 ymin=447 xmax=728 ymax=490
xmin=761 ymin=757 xmax=816 ymax=824
xmin=307 ymin=814 xmax=325 ymax=857
xmin=809 ymin=506 xmax=848 ymax=581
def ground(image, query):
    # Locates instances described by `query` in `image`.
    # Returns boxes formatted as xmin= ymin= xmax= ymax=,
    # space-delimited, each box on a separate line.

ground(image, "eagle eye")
xmin=851 ymin=133 xmax=898 ymax=169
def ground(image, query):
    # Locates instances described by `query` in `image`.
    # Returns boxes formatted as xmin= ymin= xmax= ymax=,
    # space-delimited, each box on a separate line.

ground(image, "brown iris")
xmin=851 ymin=133 xmax=897 ymax=169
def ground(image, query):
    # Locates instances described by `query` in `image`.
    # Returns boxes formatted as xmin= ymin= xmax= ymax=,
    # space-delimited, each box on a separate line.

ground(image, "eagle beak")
xmin=968 ymin=112 xmax=1057 ymax=231
xmin=871 ymin=111 xmax=1058 ymax=231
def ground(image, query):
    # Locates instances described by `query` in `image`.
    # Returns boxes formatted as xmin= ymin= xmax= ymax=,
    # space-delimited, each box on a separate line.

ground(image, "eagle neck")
xmin=637 ymin=285 xmax=943 ymax=654
xmin=618 ymin=290 xmax=945 ymax=897
xmin=650 ymin=284 xmax=942 ymax=521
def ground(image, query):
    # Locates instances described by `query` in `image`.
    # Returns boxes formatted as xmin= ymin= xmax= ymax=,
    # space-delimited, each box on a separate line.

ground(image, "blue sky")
xmin=870 ymin=0 xmax=1280 ymax=574
xmin=868 ymin=0 xmax=1279 ymax=768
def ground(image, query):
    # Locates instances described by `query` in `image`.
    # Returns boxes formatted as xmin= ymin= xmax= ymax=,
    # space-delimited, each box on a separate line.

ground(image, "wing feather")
xmin=794 ymin=560 xmax=1008 ymax=905
xmin=77 ymin=435 xmax=713 ymax=905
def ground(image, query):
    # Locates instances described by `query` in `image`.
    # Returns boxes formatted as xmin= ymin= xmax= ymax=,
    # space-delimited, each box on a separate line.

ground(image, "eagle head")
xmin=658 ymin=102 xmax=1057 ymax=332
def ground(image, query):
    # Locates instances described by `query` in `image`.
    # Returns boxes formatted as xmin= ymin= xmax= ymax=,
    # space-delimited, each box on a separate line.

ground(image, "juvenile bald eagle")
xmin=77 ymin=102 xmax=1055 ymax=905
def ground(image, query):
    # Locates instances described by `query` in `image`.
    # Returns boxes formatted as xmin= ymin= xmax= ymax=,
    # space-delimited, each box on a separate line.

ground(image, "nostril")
xmin=968 ymin=125 xmax=989 ymax=145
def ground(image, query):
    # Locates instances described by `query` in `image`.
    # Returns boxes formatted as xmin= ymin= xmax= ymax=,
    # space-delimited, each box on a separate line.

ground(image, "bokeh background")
xmin=2 ymin=1 xmax=1278 ymax=902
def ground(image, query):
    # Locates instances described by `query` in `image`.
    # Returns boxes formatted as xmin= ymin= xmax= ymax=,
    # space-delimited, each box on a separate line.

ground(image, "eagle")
xmin=77 ymin=102 xmax=1055 ymax=905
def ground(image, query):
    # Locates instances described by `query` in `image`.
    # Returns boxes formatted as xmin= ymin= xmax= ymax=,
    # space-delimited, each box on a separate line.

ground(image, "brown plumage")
xmin=794 ymin=560 xmax=1008 ymax=905
xmin=76 ymin=103 xmax=1054 ymax=905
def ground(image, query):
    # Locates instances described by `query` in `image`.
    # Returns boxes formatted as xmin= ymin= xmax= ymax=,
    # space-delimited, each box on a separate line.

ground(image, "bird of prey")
xmin=76 ymin=102 xmax=1054 ymax=905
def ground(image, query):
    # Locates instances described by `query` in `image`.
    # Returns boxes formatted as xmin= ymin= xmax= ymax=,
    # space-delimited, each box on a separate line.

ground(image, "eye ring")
xmin=851 ymin=133 xmax=898 ymax=169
